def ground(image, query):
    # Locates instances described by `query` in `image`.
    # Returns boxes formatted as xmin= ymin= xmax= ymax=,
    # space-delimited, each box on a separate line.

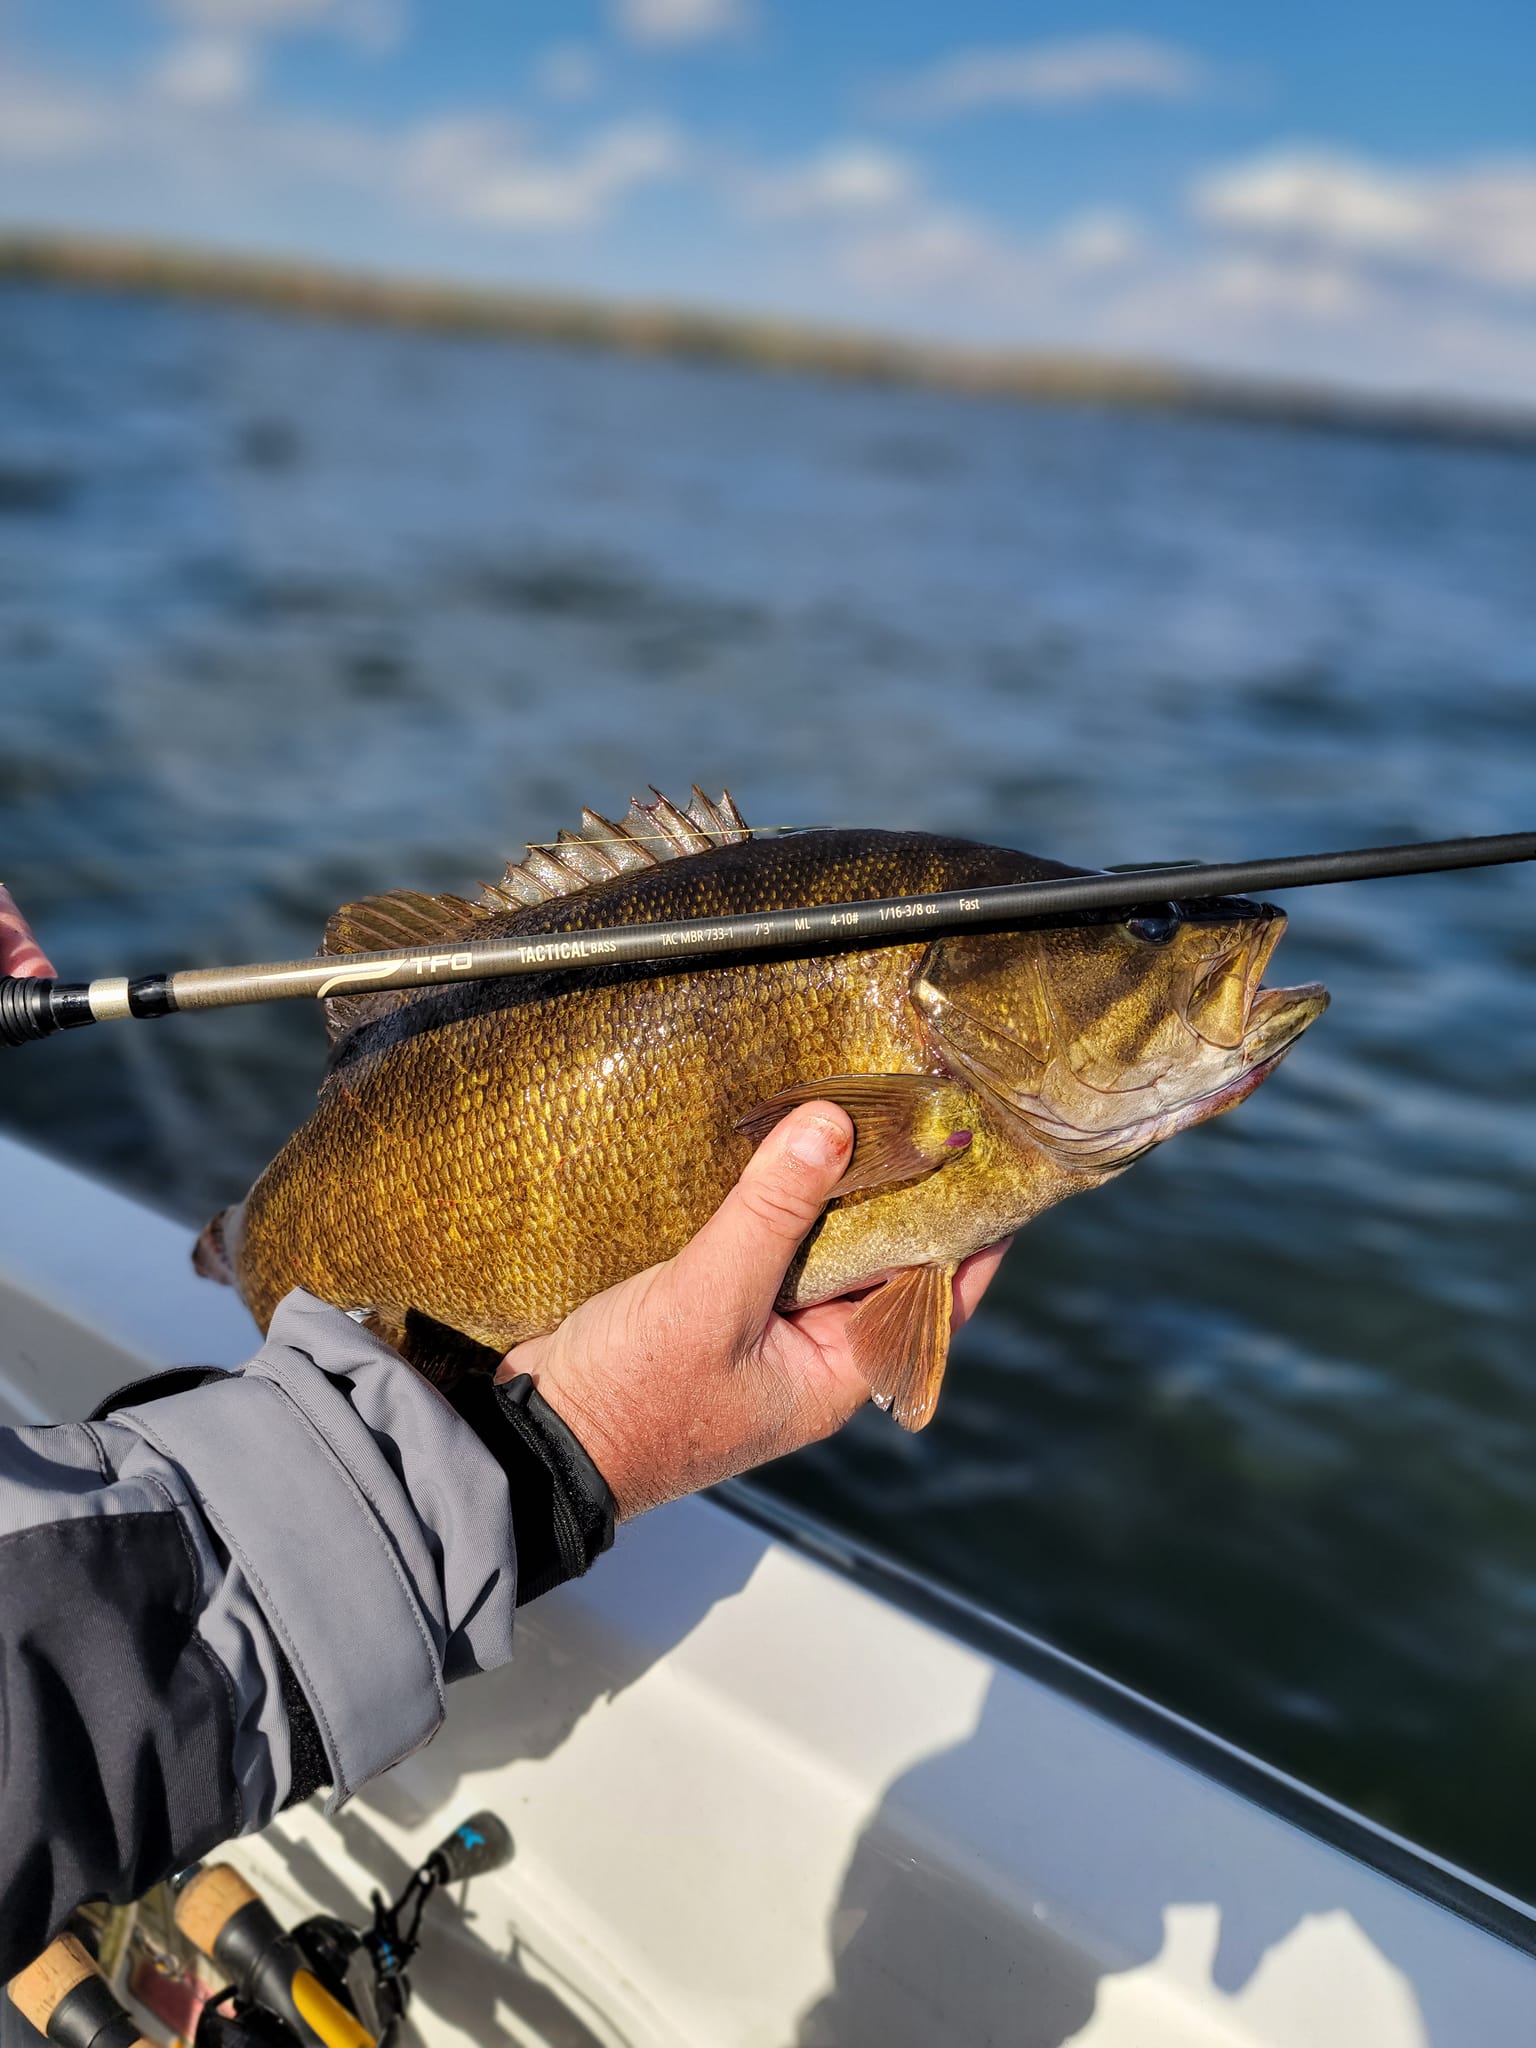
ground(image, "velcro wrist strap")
xmin=450 ymin=1374 xmax=616 ymax=1604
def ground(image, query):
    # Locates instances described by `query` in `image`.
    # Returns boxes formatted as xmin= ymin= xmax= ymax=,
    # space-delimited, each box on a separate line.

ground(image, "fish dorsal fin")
xmin=320 ymin=888 xmax=494 ymax=1044
xmin=478 ymin=786 xmax=749 ymax=910
xmin=320 ymin=787 xmax=749 ymax=1047
xmin=321 ymin=888 xmax=492 ymax=958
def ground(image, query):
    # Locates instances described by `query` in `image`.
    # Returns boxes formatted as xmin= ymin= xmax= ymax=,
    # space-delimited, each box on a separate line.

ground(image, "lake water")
xmin=3 ymin=280 xmax=1535 ymax=1899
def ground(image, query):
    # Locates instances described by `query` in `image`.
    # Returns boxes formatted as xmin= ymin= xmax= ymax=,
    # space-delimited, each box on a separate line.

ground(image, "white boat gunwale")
xmin=717 ymin=1478 xmax=1536 ymax=1965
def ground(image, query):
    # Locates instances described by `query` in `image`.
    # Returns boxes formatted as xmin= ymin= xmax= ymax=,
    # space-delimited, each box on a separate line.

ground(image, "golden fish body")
xmin=202 ymin=791 xmax=1326 ymax=1427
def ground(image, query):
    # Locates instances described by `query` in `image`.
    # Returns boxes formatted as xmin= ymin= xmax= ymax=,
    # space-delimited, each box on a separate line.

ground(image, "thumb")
xmin=669 ymin=1102 xmax=853 ymax=1344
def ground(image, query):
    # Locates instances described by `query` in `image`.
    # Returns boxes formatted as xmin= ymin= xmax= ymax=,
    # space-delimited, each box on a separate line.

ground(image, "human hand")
xmin=497 ymin=1102 xmax=1012 ymax=1519
xmin=0 ymin=886 xmax=55 ymax=979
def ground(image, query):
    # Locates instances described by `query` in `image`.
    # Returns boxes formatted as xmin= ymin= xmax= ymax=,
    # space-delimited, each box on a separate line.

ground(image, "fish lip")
xmin=1240 ymin=980 xmax=1329 ymax=1065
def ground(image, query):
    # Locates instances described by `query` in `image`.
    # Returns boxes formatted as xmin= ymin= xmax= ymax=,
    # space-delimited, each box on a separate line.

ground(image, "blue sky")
xmin=3 ymin=1 xmax=1534 ymax=401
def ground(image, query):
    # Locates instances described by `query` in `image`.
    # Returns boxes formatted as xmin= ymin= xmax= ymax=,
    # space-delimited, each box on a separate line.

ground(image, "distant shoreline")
xmin=4 ymin=228 xmax=1534 ymax=456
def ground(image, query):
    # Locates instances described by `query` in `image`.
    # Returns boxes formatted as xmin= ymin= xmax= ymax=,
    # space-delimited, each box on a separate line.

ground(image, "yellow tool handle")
xmin=289 ymin=1972 xmax=375 ymax=2048
xmin=7 ymin=1933 xmax=153 ymax=2047
xmin=175 ymin=1865 xmax=376 ymax=2048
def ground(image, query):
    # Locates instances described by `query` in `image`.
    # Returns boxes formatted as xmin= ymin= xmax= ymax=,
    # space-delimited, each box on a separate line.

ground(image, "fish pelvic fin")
xmin=362 ymin=1306 xmax=502 ymax=1391
xmin=478 ymin=786 xmax=750 ymax=911
xmin=735 ymin=1073 xmax=974 ymax=1199
xmin=847 ymin=1261 xmax=957 ymax=1431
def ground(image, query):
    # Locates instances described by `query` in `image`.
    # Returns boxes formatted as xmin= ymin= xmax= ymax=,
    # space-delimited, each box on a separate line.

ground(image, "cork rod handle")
xmin=7 ymin=1934 xmax=152 ymax=2048
xmin=174 ymin=1862 xmax=262 ymax=1958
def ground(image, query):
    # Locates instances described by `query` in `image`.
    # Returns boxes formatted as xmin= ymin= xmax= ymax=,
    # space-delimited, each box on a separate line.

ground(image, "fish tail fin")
xmin=193 ymin=1204 xmax=239 ymax=1287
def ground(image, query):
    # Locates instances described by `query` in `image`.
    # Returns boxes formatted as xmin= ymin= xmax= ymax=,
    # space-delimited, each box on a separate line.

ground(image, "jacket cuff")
xmin=449 ymin=1374 xmax=616 ymax=1604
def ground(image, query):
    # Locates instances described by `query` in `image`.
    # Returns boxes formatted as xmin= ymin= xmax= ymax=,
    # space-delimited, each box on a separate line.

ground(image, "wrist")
xmin=508 ymin=1352 xmax=641 ymax=1520
xmin=451 ymin=1370 xmax=616 ymax=1598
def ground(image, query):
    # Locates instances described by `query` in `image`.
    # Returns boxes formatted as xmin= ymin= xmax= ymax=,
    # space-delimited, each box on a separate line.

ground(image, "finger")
xmin=952 ymin=1236 xmax=1014 ymax=1330
xmin=668 ymin=1102 xmax=853 ymax=1346
xmin=763 ymin=1296 xmax=872 ymax=1420
xmin=0 ymin=886 xmax=56 ymax=979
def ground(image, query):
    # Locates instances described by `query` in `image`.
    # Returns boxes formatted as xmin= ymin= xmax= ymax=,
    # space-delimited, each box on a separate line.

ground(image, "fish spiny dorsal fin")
xmin=323 ymin=788 xmax=750 ymax=1050
xmin=478 ymin=785 xmax=749 ymax=910
xmin=320 ymin=888 xmax=494 ymax=1045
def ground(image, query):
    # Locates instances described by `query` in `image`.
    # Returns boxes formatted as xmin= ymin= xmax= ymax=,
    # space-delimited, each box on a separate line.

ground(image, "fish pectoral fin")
xmin=735 ymin=1074 xmax=975 ymax=1198
xmin=846 ymin=1262 xmax=957 ymax=1431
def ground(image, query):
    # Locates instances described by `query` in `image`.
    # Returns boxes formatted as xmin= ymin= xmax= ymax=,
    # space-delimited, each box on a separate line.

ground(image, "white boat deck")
xmin=2 ymin=1129 xmax=1534 ymax=2046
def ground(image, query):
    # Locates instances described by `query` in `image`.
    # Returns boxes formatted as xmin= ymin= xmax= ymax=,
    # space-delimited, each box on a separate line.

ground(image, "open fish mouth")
xmin=971 ymin=980 xmax=1329 ymax=1172
xmin=1156 ymin=979 xmax=1329 ymax=1131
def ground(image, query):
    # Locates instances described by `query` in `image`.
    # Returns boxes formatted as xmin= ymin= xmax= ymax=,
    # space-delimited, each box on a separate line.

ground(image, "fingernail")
xmin=786 ymin=1111 xmax=850 ymax=1170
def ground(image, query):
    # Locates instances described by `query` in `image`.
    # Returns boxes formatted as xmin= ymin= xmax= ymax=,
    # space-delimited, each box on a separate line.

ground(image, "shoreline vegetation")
xmin=4 ymin=228 xmax=1534 ymax=456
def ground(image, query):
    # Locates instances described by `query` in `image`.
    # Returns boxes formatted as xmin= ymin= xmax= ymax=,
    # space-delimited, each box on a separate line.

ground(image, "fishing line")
xmin=1 ymin=829 xmax=1530 ymax=1047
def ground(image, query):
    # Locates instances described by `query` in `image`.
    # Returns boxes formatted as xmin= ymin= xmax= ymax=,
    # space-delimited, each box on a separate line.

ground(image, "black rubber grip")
xmin=45 ymin=1976 xmax=141 ymax=2048
xmin=0 ymin=978 xmax=95 ymax=1045
xmin=211 ymin=1896 xmax=286 ymax=2001
xmin=426 ymin=1812 xmax=514 ymax=1886
xmin=0 ymin=975 xmax=55 ymax=1044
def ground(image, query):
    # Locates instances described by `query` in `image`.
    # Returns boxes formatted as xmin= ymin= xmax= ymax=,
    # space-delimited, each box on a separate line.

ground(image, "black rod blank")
xmin=2 ymin=829 xmax=1532 ymax=1047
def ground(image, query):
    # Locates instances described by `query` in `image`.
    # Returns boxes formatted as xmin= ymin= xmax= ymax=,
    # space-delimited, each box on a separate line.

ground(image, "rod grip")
xmin=175 ymin=1866 xmax=376 ymax=2048
xmin=0 ymin=975 xmax=56 ymax=1046
xmin=7 ymin=1934 xmax=152 ymax=2048
xmin=425 ymin=1811 xmax=514 ymax=1886
xmin=0 ymin=978 xmax=96 ymax=1047
xmin=174 ymin=1863 xmax=263 ymax=1958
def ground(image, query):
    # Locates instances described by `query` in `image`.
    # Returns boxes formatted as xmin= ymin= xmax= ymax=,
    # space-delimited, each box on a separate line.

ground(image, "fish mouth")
xmin=970 ymin=979 xmax=1329 ymax=1172
xmin=1240 ymin=980 xmax=1329 ymax=1066
xmin=1166 ymin=980 xmax=1329 ymax=1128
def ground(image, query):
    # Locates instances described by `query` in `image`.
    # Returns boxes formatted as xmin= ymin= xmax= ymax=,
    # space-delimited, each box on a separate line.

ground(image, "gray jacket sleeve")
xmin=0 ymin=1290 xmax=610 ymax=1975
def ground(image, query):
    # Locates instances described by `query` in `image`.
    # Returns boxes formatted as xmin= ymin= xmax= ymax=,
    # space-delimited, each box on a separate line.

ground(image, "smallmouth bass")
xmin=197 ymin=787 xmax=1327 ymax=1427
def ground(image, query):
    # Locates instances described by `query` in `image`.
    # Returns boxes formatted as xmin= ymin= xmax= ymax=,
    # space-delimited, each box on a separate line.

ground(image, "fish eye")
xmin=1125 ymin=907 xmax=1180 ymax=946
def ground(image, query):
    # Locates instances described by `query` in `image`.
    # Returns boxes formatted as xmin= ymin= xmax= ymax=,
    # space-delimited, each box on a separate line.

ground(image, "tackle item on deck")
xmin=194 ymin=787 xmax=1326 ymax=1429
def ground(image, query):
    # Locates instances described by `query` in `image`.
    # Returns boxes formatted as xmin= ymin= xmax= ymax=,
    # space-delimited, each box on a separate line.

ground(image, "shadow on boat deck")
xmin=795 ymin=1668 xmax=1491 ymax=2048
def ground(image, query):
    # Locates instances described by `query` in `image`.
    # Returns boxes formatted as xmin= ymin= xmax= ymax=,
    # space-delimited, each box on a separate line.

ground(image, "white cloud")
xmin=0 ymin=70 xmax=111 ymax=160
xmin=160 ymin=0 xmax=405 ymax=52
xmin=1057 ymin=209 xmax=1144 ymax=271
xmin=834 ymin=208 xmax=1012 ymax=299
xmin=149 ymin=0 xmax=404 ymax=111
xmin=402 ymin=116 xmax=683 ymax=230
xmin=878 ymin=36 xmax=1209 ymax=120
xmin=797 ymin=140 xmax=1536 ymax=405
xmin=534 ymin=44 xmax=602 ymax=103
xmin=746 ymin=144 xmax=919 ymax=222
xmin=612 ymin=0 xmax=748 ymax=47
xmin=0 ymin=60 xmax=680 ymax=242
xmin=1195 ymin=147 xmax=1536 ymax=295
xmin=151 ymin=35 xmax=257 ymax=107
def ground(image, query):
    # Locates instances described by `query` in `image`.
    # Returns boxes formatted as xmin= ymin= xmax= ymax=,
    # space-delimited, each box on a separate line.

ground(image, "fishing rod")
xmin=2 ymin=829 xmax=1531 ymax=1048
